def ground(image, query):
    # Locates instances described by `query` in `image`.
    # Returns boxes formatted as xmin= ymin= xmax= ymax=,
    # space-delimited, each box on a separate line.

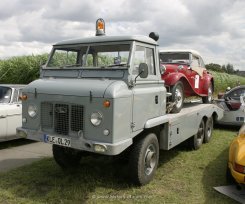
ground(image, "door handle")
xmin=0 ymin=115 xmax=7 ymax=118
xmin=155 ymin=95 xmax=159 ymax=104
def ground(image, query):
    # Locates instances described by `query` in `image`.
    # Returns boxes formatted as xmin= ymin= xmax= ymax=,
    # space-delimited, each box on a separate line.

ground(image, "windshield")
xmin=47 ymin=44 xmax=131 ymax=69
xmin=0 ymin=87 xmax=12 ymax=103
xmin=160 ymin=52 xmax=190 ymax=64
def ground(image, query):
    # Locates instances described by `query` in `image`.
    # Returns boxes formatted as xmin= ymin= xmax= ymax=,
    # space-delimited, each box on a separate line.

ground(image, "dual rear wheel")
xmin=189 ymin=117 xmax=213 ymax=150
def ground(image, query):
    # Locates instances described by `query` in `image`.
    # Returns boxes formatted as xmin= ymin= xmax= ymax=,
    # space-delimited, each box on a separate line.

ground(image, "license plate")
xmin=44 ymin=134 xmax=71 ymax=147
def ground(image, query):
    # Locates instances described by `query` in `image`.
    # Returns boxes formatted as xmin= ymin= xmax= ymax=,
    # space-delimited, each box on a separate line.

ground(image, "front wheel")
xmin=129 ymin=133 xmax=159 ymax=185
xmin=53 ymin=145 xmax=82 ymax=169
xmin=202 ymin=83 xmax=213 ymax=103
xmin=170 ymin=81 xmax=184 ymax=113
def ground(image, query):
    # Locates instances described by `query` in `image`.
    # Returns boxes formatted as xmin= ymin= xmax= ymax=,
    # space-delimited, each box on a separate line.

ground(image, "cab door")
xmin=131 ymin=43 xmax=166 ymax=132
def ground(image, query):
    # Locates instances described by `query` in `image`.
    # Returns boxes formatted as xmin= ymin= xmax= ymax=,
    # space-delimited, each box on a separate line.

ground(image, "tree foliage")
xmin=206 ymin=62 xmax=239 ymax=74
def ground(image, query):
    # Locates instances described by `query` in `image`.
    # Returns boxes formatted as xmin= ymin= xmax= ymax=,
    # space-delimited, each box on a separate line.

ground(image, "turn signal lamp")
xmin=103 ymin=100 xmax=110 ymax=108
xmin=96 ymin=18 xmax=105 ymax=36
xmin=19 ymin=94 xmax=28 ymax=101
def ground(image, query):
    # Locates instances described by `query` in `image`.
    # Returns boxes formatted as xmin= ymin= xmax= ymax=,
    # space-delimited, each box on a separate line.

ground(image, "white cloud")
xmin=0 ymin=0 xmax=244 ymax=70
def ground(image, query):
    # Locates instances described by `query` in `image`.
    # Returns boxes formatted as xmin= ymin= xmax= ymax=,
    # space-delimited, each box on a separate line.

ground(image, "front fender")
xmin=161 ymin=72 xmax=188 ymax=86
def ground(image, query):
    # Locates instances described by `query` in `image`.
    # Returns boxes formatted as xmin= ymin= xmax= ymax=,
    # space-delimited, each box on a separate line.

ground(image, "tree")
xmin=205 ymin=63 xmax=222 ymax=72
xmin=226 ymin=63 xmax=235 ymax=74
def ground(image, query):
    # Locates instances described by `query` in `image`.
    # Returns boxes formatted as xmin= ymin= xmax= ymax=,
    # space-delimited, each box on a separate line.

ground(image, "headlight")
xmin=90 ymin=112 xmax=102 ymax=126
xmin=28 ymin=105 xmax=38 ymax=118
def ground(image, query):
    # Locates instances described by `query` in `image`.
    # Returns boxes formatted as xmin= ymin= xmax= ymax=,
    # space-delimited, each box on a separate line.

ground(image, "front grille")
xmin=71 ymin=105 xmax=84 ymax=132
xmin=41 ymin=102 xmax=84 ymax=136
xmin=55 ymin=104 xmax=69 ymax=135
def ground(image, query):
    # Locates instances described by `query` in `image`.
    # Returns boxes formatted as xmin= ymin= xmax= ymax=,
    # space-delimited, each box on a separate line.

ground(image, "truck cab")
xmin=18 ymin=30 xmax=166 ymax=152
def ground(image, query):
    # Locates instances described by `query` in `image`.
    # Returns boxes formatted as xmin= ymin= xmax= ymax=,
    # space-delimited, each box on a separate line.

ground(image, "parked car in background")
xmin=0 ymin=84 xmax=25 ymax=142
xmin=159 ymin=50 xmax=214 ymax=113
xmin=216 ymin=85 xmax=245 ymax=126
xmin=227 ymin=124 xmax=245 ymax=186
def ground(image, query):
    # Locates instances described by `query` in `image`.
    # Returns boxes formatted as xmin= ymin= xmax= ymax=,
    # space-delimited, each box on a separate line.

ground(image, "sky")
xmin=0 ymin=0 xmax=244 ymax=70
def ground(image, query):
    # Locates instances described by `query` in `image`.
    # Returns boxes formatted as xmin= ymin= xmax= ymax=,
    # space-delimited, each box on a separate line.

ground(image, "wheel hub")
xmin=144 ymin=144 xmax=156 ymax=175
xmin=175 ymin=89 xmax=183 ymax=108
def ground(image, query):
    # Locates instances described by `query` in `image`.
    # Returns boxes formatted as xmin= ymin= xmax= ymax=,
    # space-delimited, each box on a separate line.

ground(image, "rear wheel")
xmin=204 ymin=117 xmax=213 ymax=143
xmin=129 ymin=133 xmax=159 ymax=185
xmin=202 ymin=83 xmax=213 ymax=103
xmin=53 ymin=145 xmax=82 ymax=169
xmin=189 ymin=119 xmax=205 ymax=150
xmin=170 ymin=81 xmax=184 ymax=113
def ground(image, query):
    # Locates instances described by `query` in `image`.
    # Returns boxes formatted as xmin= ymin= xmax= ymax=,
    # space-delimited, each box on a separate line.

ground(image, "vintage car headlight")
xmin=28 ymin=105 xmax=38 ymax=118
xmin=90 ymin=112 xmax=102 ymax=126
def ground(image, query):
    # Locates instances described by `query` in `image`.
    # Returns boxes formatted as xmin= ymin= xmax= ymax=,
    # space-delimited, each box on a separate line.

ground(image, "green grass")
xmin=0 ymin=128 xmax=240 ymax=204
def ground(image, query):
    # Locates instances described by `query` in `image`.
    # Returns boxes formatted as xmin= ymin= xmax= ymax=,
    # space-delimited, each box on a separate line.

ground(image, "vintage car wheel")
xmin=202 ymin=84 xmax=213 ymax=103
xmin=204 ymin=117 xmax=213 ymax=143
xmin=129 ymin=133 xmax=159 ymax=185
xmin=170 ymin=81 xmax=184 ymax=113
xmin=53 ymin=145 xmax=82 ymax=169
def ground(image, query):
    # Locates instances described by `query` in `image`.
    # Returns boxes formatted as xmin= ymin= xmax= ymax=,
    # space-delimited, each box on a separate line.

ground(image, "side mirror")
xmin=138 ymin=63 xmax=148 ymax=78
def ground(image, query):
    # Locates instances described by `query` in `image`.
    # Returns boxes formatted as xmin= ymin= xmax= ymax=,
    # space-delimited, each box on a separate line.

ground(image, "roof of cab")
xmin=54 ymin=35 xmax=158 ymax=46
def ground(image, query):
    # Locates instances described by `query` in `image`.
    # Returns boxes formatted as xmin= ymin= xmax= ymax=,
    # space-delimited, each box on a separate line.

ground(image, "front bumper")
xmin=16 ymin=127 xmax=132 ymax=156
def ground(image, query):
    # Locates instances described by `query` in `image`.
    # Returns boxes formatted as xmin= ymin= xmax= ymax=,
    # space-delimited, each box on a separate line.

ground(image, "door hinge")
xmin=131 ymin=122 xmax=135 ymax=129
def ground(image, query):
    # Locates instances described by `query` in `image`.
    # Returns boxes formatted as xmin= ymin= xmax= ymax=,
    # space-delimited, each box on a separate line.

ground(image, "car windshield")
xmin=160 ymin=52 xmax=190 ymax=64
xmin=0 ymin=87 xmax=12 ymax=103
xmin=47 ymin=43 xmax=131 ymax=69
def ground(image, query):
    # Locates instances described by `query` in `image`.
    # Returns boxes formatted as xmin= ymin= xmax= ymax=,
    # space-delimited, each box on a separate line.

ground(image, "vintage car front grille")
xmin=41 ymin=102 xmax=84 ymax=135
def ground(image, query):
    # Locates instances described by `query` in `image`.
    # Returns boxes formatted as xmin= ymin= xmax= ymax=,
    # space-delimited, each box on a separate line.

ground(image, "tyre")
xmin=129 ymin=133 xmax=159 ymax=185
xmin=53 ymin=145 xmax=82 ymax=169
xmin=202 ymin=83 xmax=213 ymax=103
xmin=170 ymin=81 xmax=184 ymax=113
xmin=189 ymin=119 xmax=205 ymax=150
xmin=204 ymin=117 xmax=213 ymax=143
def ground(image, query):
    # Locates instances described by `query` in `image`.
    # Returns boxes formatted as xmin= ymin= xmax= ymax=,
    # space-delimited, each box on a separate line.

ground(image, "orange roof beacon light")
xmin=96 ymin=18 xmax=105 ymax=36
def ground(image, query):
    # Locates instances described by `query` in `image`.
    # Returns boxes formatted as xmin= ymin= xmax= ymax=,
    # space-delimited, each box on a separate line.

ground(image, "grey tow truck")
xmin=17 ymin=19 xmax=223 ymax=185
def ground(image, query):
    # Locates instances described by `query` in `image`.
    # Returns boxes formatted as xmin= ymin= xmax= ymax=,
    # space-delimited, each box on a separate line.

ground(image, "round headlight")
xmin=90 ymin=112 xmax=102 ymax=126
xmin=28 ymin=105 xmax=37 ymax=118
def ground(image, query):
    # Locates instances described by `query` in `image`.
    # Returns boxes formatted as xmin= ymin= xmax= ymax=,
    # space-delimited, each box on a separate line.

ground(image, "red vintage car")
xmin=159 ymin=50 xmax=214 ymax=113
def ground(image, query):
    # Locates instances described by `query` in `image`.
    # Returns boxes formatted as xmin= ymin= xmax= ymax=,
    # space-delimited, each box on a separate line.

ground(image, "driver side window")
xmin=132 ymin=45 xmax=155 ymax=75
